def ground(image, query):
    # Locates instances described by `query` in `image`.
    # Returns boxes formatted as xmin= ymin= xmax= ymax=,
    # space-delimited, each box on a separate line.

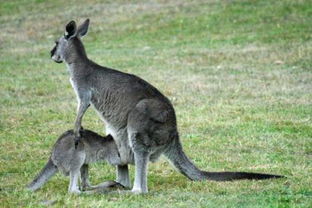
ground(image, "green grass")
xmin=0 ymin=0 xmax=311 ymax=207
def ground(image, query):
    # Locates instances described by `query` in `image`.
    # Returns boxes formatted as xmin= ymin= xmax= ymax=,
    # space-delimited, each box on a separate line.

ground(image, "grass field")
xmin=0 ymin=0 xmax=311 ymax=207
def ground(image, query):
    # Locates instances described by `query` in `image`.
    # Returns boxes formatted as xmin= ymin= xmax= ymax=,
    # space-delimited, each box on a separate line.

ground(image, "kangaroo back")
xmin=164 ymin=135 xmax=283 ymax=181
xmin=26 ymin=158 xmax=58 ymax=191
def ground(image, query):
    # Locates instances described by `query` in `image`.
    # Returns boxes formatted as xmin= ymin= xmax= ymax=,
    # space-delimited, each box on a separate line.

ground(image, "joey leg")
xmin=69 ymin=170 xmax=81 ymax=194
xmin=80 ymin=164 xmax=91 ymax=191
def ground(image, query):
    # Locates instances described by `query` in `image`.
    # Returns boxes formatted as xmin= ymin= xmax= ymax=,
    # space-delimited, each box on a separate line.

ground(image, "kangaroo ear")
xmin=65 ymin=20 xmax=77 ymax=39
xmin=77 ymin=19 xmax=90 ymax=38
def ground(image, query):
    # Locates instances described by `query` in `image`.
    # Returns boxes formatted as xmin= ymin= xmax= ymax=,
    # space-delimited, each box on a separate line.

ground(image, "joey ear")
xmin=65 ymin=20 xmax=77 ymax=39
xmin=77 ymin=19 xmax=90 ymax=38
xmin=106 ymin=134 xmax=114 ymax=140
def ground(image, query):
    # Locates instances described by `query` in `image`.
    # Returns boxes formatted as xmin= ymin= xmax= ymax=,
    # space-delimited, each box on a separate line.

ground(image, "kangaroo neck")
xmin=66 ymin=58 xmax=91 ymax=78
xmin=64 ymin=38 xmax=92 ymax=78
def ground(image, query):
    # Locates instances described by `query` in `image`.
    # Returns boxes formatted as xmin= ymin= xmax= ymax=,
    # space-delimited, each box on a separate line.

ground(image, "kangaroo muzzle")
xmin=50 ymin=43 xmax=63 ymax=63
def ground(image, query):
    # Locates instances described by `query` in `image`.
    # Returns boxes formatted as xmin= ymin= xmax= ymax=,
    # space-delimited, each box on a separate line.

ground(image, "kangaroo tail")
xmin=26 ymin=158 xmax=58 ymax=191
xmin=163 ymin=135 xmax=283 ymax=181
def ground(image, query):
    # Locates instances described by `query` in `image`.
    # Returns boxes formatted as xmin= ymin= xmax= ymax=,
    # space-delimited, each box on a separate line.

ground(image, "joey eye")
xmin=55 ymin=40 xmax=59 ymax=45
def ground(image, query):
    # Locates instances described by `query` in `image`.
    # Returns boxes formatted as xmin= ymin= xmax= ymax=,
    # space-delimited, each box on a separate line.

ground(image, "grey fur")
xmin=50 ymin=19 xmax=283 ymax=193
xmin=26 ymin=158 xmax=58 ymax=192
xmin=27 ymin=129 xmax=123 ymax=193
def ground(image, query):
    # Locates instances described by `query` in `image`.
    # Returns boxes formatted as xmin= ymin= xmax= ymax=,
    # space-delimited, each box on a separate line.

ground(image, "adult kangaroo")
xmin=50 ymin=19 xmax=282 ymax=194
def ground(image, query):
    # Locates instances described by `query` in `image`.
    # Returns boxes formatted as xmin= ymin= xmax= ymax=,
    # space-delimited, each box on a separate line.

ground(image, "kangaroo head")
xmin=51 ymin=19 xmax=90 ymax=64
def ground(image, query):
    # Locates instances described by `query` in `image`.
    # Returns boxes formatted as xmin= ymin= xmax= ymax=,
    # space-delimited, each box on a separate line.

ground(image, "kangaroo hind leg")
xmin=116 ymin=165 xmax=131 ymax=188
xmin=128 ymin=132 xmax=151 ymax=194
xmin=132 ymin=150 xmax=150 ymax=194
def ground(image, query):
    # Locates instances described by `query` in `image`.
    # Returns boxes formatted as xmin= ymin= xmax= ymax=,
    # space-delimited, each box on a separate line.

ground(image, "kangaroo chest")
xmin=69 ymin=78 xmax=80 ymax=104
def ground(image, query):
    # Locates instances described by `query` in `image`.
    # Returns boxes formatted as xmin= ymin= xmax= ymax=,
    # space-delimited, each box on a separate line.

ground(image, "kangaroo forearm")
xmin=74 ymin=102 xmax=89 ymax=136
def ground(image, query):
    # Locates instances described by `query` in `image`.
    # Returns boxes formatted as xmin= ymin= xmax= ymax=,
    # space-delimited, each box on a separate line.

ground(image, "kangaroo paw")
xmin=74 ymin=136 xmax=81 ymax=149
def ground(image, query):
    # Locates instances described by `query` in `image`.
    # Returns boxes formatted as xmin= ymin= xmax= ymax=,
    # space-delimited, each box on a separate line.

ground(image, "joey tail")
xmin=26 ymin=158 xmax=58 ymax=191
xmin=163 ymin=135 xmax=284 ymax=181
